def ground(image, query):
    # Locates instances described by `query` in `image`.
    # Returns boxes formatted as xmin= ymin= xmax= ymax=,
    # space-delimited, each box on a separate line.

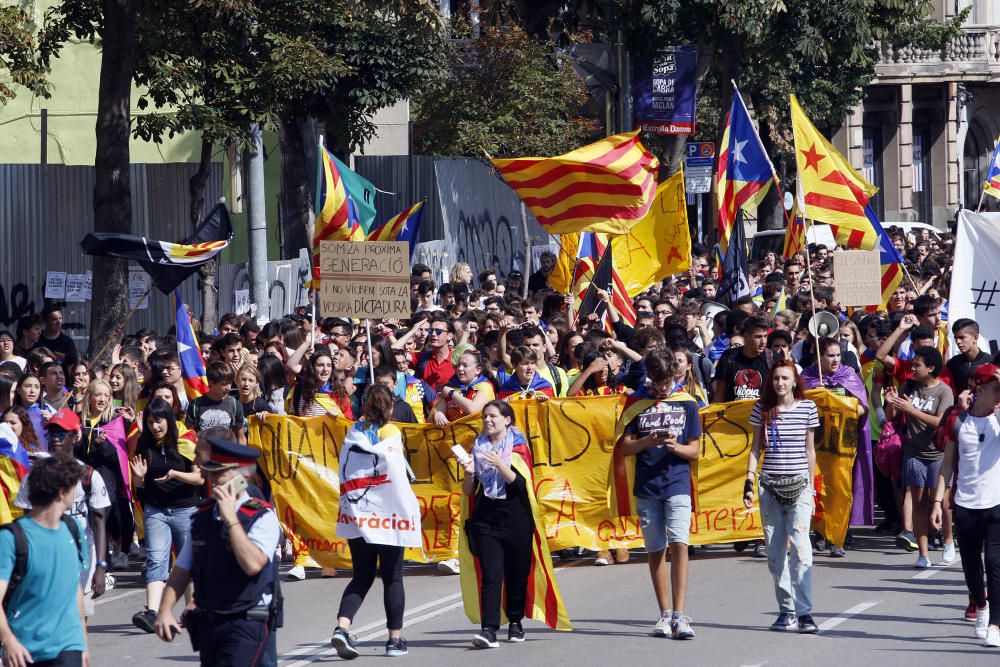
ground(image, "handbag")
xmin=875 ymin=416 xmax=904 ymax=479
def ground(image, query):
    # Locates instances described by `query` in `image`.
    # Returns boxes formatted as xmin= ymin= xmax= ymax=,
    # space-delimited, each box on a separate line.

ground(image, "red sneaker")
xmin=965 ymin=599 xmax=978 ymax=622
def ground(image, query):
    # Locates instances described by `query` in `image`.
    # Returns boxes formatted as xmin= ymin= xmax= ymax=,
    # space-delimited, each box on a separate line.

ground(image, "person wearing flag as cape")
xmin=497 ymin=346 xmax=554 ymax=401
xmin=432 ymin=350 xmax=496 ymax=425
xmin=458 ymin=400 xmax=571 ymax=648
xmin=614 ymin=349 xmax=701 ymax=640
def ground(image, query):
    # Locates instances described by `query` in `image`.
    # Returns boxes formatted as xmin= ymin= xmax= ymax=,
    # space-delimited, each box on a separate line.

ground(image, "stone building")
xmin=833 ymin=0 xmax=1000 ymax=227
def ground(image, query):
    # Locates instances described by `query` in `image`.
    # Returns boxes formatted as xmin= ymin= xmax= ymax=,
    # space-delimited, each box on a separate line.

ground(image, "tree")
xmin=0 ymin=6 xmax=49 ymax=105
xmin=412 ymin=22 xmax=599 ymax=158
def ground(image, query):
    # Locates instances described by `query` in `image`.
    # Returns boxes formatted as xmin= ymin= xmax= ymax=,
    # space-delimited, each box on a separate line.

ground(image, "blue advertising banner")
xmin=632 ymin=45 xmax=698 ymax=134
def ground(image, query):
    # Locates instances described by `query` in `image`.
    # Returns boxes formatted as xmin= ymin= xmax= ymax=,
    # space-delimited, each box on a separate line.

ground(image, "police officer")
xmin=154 ymin=438 xmax=282 ymax=666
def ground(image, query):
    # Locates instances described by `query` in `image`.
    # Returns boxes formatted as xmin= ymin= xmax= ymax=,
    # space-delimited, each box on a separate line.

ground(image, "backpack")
xmin=1 ymin=515 xmax=85 ymax=610
xmin=546 ymin=363 xmax=564 ymax=397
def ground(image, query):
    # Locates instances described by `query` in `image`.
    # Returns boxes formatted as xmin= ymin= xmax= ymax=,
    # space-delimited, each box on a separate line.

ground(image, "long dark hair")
xmin=0 ymin=375 xmax=14 ymax=413
xmin=138 ymin=398 xmax=180 ymax=455
xmin=294 ymin=350 xmax=333 ymax=414
xmin=368 ymin=335 xmax=398 ymax=373
xmin=257 ymin=354 xmax=287 ymax=395
xmin=757 ymin=360 xmax=805 ymax=427
xmin=148 ymin=381 xmax=185 ymax=420
xmin=1 ymin=406 xmax=40 ymax=451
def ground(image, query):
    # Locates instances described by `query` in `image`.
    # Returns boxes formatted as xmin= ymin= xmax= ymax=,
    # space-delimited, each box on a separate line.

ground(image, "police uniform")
xmin=174 ymin=439 xmax=282 ymax=667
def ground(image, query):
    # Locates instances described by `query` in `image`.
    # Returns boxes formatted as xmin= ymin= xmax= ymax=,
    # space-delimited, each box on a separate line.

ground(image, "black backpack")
xmin=1 ymin=515 xmax=85 ymax=610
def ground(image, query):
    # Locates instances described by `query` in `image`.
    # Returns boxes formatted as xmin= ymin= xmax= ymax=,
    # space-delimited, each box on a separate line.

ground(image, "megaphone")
xmin=700 ymin=300 xmax=729 ymax=320
xmin=808 ymin=311 xmax=841 ymax=339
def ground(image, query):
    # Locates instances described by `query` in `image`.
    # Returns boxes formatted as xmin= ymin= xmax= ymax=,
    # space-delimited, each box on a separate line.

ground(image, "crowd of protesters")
xmin=2 ymin=220 xmax=1000 ymax=662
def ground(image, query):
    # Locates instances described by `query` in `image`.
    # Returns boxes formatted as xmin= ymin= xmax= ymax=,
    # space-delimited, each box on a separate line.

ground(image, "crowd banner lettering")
xmin=318 ymin=240 xmax=411 ymax=320
xmin=249 ymin=391 xmax=858 ymax=567
xmin=832 ymin=249 xmax=882 ymax=307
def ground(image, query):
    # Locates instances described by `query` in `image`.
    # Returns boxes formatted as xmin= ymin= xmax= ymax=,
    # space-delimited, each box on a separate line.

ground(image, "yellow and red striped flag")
xmin=308 ymin=146 xmax=363 ymax=288
xmin=790 ymin=95 xmax=878 ymax=250
xmin=783 ymin=203 xmax=806 ymax=259
xmin=492 ymin=131 xmax=659 ymax=235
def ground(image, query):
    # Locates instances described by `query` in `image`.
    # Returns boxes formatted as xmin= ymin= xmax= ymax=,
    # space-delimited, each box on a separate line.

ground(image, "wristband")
xmin=743 ymin=479 xmax=754 ymax=496
xmin=226 ymin=522 xmax=240 ymax=530
xmin=96 ymin=560 xmax=108 ymax=569
xmin=932 ymin=499 xmax=943 ymax=506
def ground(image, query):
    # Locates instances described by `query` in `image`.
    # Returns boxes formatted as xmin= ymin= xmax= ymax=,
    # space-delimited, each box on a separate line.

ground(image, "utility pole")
xmin=247 ymin=123 xmax=271 ymax=322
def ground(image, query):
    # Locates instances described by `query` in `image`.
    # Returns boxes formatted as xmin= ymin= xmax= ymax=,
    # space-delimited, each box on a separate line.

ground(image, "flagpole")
xmin=803 ymin=218 xmax=823 ymax=385
xmin=312 ymin=134 xmax=324 ymax=354
xmin=976 ymin=188 xmax=987 ymax=214
xmin=365 ymin=319 xmax=375 ymax=385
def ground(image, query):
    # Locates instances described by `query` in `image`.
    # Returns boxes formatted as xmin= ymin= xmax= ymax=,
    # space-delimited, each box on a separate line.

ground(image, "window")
xmin=863 ymin=125 xmax=885 ymax=219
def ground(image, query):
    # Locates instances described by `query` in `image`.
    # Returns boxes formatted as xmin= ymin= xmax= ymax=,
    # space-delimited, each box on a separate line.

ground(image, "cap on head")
xmin=200 ymin=437 xmax=262 ymax=471
xmin=972 ymin=363 xmax=999 ymax=388
xmin=46 ymin=409 xmax=81 ymax=432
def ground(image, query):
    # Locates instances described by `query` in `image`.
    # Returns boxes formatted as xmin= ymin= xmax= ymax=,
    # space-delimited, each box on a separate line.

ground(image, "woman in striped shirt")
xmin=743 ymin=360 xmax=819 ymax=635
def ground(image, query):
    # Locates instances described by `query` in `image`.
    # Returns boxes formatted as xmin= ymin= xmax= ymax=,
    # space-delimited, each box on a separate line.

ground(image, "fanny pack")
xmin=759 ymin=472 xmax=809 ymax=506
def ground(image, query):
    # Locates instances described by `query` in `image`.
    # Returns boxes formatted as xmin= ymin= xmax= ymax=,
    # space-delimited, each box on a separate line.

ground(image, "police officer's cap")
xmin=201 ymin=437 xmax=262 ymax=471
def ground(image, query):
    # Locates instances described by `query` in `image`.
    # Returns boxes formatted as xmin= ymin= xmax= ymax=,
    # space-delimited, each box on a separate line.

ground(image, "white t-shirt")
xmin=954 ymin=413 xmax=1000 ymax=510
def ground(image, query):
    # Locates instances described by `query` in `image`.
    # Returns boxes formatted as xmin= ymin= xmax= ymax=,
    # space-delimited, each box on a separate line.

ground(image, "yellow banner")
xmin=249 ymin=392 xmax=857 ymax=567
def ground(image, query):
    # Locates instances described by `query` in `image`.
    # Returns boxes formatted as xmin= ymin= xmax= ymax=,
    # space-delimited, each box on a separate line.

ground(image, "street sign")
xmin=684 ymin=142 xmax=715 ymax=194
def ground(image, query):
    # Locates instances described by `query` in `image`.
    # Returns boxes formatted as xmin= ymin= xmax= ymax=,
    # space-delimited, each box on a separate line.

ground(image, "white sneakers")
xmin=976 ymin=604 xmax=990 ymax=640
xmin=984 ymin=625 xmax=1000 ymax=648
xmin=941 ymin=542 xmax=957 ymax=565
xmin=652 ymin=611 xmax=672 ymax=637
xmin=287 ymin=565 xmax=306 ymax=580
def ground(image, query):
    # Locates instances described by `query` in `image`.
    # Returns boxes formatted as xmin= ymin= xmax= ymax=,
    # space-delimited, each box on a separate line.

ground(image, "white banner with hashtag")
xmin=950 ymin=210 xmax=1000 ymax=355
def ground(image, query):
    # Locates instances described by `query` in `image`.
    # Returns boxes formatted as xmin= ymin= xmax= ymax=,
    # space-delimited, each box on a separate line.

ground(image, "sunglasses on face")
xmin=428 ymin=328 xmax=448 ymax=335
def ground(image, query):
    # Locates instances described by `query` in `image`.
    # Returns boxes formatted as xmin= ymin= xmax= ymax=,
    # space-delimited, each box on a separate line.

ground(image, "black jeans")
xmin=198 ymin=616 xmax=275 ymax=667
xmin=469 ymin=506 xmax=532 ymax=630
xmin=337 ymin=539 xmax=406 ymax=630
xmin=33 ymin=651 xmax=83 ymax=667
xmin=955 ymin=503 xmax=1000 ymax=624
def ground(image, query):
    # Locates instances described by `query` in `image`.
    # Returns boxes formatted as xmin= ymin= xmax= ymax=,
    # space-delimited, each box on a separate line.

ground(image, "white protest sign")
xmin=45 ymin=272 xmax=67 ymax=299
xmin=833 ymin=249 xmax=882 ymax=307
xmin=82 ymin=271 xmax=93 ymax=300
xmin=234 ymin=289 xmax=251 ymax=314
xmin=129 ymin=274 xmax=149 ymax=310
xmin=950 ymin=210 xmax=1000 ymax=354
xmin=65 ymin=274 xmax=87 ymax=302
xmin=319 ymin=241 xmax=411 ymax=320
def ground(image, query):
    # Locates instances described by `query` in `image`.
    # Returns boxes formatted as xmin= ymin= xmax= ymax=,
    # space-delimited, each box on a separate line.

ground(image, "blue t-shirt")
xmin=0 ymin=517 xmax=87 ymax=660
xmin=625 ymin=399 xmax=702 ymax=499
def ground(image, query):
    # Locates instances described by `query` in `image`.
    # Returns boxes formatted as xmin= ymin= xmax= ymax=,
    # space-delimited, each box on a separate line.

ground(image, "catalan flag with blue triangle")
xmin=716 ymin=85 xmax=777 ymax=252
xmin=366 ymin=200 xmax=425 ymax=259
xmin=174 ymin=289 xmax=209 ymax=399
xmin=863 ymin=204 xmax=904 ymax=312
xmin=983 ymin=135 xmax=1000 ymax=201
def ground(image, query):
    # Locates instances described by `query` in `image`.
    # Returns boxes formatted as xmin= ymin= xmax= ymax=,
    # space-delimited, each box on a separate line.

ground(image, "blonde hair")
xmin=450 ymin=262 xmax=471 ymax=284
xmin=237 ymin=363 xmax=262 ymax=401
xmin=83 ymin=379 xmax=115 ymax=423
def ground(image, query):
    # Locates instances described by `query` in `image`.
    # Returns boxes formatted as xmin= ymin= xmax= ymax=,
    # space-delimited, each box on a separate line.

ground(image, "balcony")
xmin=874 ymin=25 xmax=1000 ymax=83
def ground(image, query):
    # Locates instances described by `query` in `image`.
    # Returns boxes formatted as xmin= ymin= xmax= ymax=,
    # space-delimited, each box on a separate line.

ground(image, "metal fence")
xmin=354 ymin=155 xmax=443 ymax=242
xmin=0 ymin=163 xmax=222 ymax=348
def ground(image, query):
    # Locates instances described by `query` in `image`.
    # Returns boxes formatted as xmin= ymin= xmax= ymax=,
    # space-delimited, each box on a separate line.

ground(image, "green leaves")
xmin=0 ymin=6 xmax=50 ymax=105
xmin=411 ymin=22 xmax=598 ymax=158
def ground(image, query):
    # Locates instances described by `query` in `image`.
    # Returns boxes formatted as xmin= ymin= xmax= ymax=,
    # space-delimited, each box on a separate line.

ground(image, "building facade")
xmin=832 ymin=0 xmax=1000 ymax=227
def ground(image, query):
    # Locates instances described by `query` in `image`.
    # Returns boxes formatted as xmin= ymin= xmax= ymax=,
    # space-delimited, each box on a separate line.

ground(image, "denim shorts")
xmin=636 ymin=494 xmax=692 ymax=552
xmin=903 ymin=456 xmax=942 ymax=490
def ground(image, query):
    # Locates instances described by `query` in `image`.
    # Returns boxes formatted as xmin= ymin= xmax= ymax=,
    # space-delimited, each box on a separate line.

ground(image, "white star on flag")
xmin=178 ymin=340 xmax=192 ymax=354
xmin=733 ymin=139 xmax=748 ymax=164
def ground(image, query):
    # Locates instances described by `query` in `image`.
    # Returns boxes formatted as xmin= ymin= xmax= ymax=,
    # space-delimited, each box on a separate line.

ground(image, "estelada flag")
xmin=783 ymin=201 xmax=806 ymax=259
xmin=790 ymin=95 xmax=878 ymax=250
xmin=80 ymin=203 xmax=232 ymax=294
xmin=610 ymin=385 xmax=696 ymax=518
xmin=174 ymin=289 xmax=209 ymax=400
xmin=573 ymin=234 xmax=637 ymax=327
xmin=366 ymin=200 xmax=425 ymax=259
xmin=983 ymin=135 xmax=1000 ymax=201
xmin=611 ymin=168 xmax=691 ymax=297
xmin=308 ymin=145 xmax=365 ymax=288
xmin=493 ymin=131 xmax=659 ymax=235
xmin=458 ymin=432 xmax=571 ymax=631
xmin=716 ymin=85 xmax=777 ymax=253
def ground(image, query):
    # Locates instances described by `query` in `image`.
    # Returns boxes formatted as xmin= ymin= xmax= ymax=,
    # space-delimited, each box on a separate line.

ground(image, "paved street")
xmin=87 ymin=528 xmax=999 ymax=666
